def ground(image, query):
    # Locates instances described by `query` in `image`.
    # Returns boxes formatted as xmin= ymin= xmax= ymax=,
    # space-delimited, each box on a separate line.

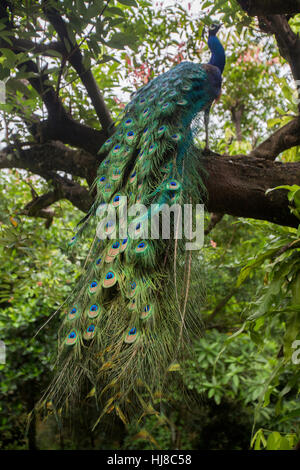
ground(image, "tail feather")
xmin=42 ymin=61 xmax=220 ymax=424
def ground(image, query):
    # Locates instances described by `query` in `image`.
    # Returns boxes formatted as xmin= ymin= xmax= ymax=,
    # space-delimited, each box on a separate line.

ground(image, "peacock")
xmin=42 ymin=23 xmax=225 ymax=425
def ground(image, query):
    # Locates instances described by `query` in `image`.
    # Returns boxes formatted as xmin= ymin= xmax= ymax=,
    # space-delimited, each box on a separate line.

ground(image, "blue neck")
xmin=208 ymin=36 xmax=225 ymax=74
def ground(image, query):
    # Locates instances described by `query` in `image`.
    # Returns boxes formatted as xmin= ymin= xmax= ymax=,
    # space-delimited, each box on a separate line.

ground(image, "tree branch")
xmin=258 ymin=15 xmax=300 ymax=83
xmin=1 ymin=143 xmax=300 ymax=228
xmin=250 ymin=117 xmax=300 ymax=160
xmin=0 ymin=13 xmax=107 ymax=154
xmin=202 ymin=154 xmax=300 ymax=228
xmin=0 ymin=142 xmax=99 ymax=183
xmin=42 ymin=1 xmax=113 ymax=132
xmin=237 ymin=0 xmax=300 ymax=16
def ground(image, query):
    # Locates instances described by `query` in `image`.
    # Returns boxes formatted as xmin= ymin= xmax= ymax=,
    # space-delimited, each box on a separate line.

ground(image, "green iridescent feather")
xmin=41 ymin=59 xmax=223 ymax=425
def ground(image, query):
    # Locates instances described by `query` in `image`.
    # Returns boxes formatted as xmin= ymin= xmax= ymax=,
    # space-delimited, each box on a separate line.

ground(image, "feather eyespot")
xmin=88 ymin=280 xmax=99 ymax=294
xmin=111 ymin=168 xmax=122 ymax=181
xmin=97 ymin=176 xmax=106 ymax=186
xmin=135 ymin=222 xmax=143 ymax=236
xmin=137 ymin=149 xmax=145 ymax=161
xmin=177 ymin=99 xmax=188 ymax=106
xmin=124 ymin=118 xmax=133 ymax=127
xmin=68 ymin=305 xmax=80 ymax=320
xmin=129 ymin=170 xmax=137 ymax=184
xmin=148 ymin=143 xmax=157 ymax=154
xmin=162 ymin=102 xmax=170 ymax=109
xmin=84 ymin=324 xmax=96 ymax=340
xmin=171 ymin=133 xmax=182 ymax=142
xmin=158 ymin=125 xmax=167 ymax=137
xmin=124 ymin=327 xmax=139 ymax=344
xmin=135 ymin=240 xmax=148 ymax=253
xmin=166 ymin=180 xmax=181 ymax=191
xmin=65 ymin=330 xmax=78 ymax=346
xmin=169 ymin=191 xmax=179 ymax=204
xmin=104 ymin=138 xmax=112 ymax=147
xmin=101 ymin=159 xmax=110 ymax=168
xmin=68 ymin=235 xmax=77 ymax=247
xmin=103 ymin=270 xmax=117 ymax=288
xmin=104 ymin=219 xmax=115 ymax=235
xmin=128 ymin=298 xmax=136 ymax=310
xmin=103 ymin=183 xmax=112 ymax=196
xmin=113 ymin=194 xmax=120 ymax=205
xmin=141 ymin=304 xmax=153 ymax=320
xmin=120 ymin=237 xmax=128 ymax=252
xmin=88 ymin=303 xmax=100 ymax=319
xmin=112 ymin=144 xmax=121 ymax=155
xmin=112 ymin=194 xmax=122 ymax=207
xmin=107 ymin=241 xmax=120 ymax=258
xmin=127 ymin=130 xmax=134 ymax=138
xmin=128 ymin=281 xmax=137 ymax=298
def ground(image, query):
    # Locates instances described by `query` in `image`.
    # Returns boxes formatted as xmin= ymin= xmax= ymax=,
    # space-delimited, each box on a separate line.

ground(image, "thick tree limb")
xmin=15 ymin=58 xmax=106 ymax=154
xmin=258 ymin=15 xmax=300 ymax=83
xmin=1 ymin=143 xmax=300 ymax=228
xmin=30 ymin=118 xmax=107 ymax=155
xmin=0 ymin=12 xmax=108 ymax=153
xmin=42 ymin=1 xmax=113 ymax=132
xmin=237 ymin=0 xmax=300 ymax=16
xmin=20 ymin=175 xmax=93 ymax=221
xmin=0 ymin=142 xmax=98 ymax=183
xmin=203 ymin=154 xmax=300 ymax=228
xmin=250 ymin=117 xmax=300 ymax=160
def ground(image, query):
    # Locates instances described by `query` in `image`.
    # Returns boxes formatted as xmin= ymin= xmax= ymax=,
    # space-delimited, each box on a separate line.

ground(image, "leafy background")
xmin=0 ymin=0 xmax=300 ymax=450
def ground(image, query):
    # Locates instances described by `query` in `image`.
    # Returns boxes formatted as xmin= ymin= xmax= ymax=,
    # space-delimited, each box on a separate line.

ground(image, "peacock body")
xmin=44 ymin=25 xmax=225 ymax=424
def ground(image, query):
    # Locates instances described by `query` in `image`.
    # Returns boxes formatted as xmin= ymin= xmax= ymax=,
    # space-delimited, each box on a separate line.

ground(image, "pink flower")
xmin=210 ymin=240 xmax=217 ymax=248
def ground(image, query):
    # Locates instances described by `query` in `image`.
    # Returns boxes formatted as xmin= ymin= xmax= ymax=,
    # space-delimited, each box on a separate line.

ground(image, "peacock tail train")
xmin=43 ymin=60 xmax=223 ymax=425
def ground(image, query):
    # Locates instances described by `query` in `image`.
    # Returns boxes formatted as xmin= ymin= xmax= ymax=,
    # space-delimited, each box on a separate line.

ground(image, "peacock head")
xmin=208 ymin=23 xmax=221 ymax=37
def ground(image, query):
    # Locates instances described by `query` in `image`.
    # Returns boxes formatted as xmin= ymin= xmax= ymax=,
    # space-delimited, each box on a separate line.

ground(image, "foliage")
xmin=0 ymin=0 xmax=300 ymax=451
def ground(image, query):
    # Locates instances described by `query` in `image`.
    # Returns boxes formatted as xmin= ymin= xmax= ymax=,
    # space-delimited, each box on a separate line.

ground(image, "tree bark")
xmin=237 ymin=0 xmax=300 ymax=16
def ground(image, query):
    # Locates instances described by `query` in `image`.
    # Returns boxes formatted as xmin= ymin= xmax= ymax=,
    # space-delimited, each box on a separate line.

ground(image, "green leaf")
xmin=118 ymin=0 xmax=138 ymax=7
xmin=107 ymin=32 xmax=138 ymax=50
